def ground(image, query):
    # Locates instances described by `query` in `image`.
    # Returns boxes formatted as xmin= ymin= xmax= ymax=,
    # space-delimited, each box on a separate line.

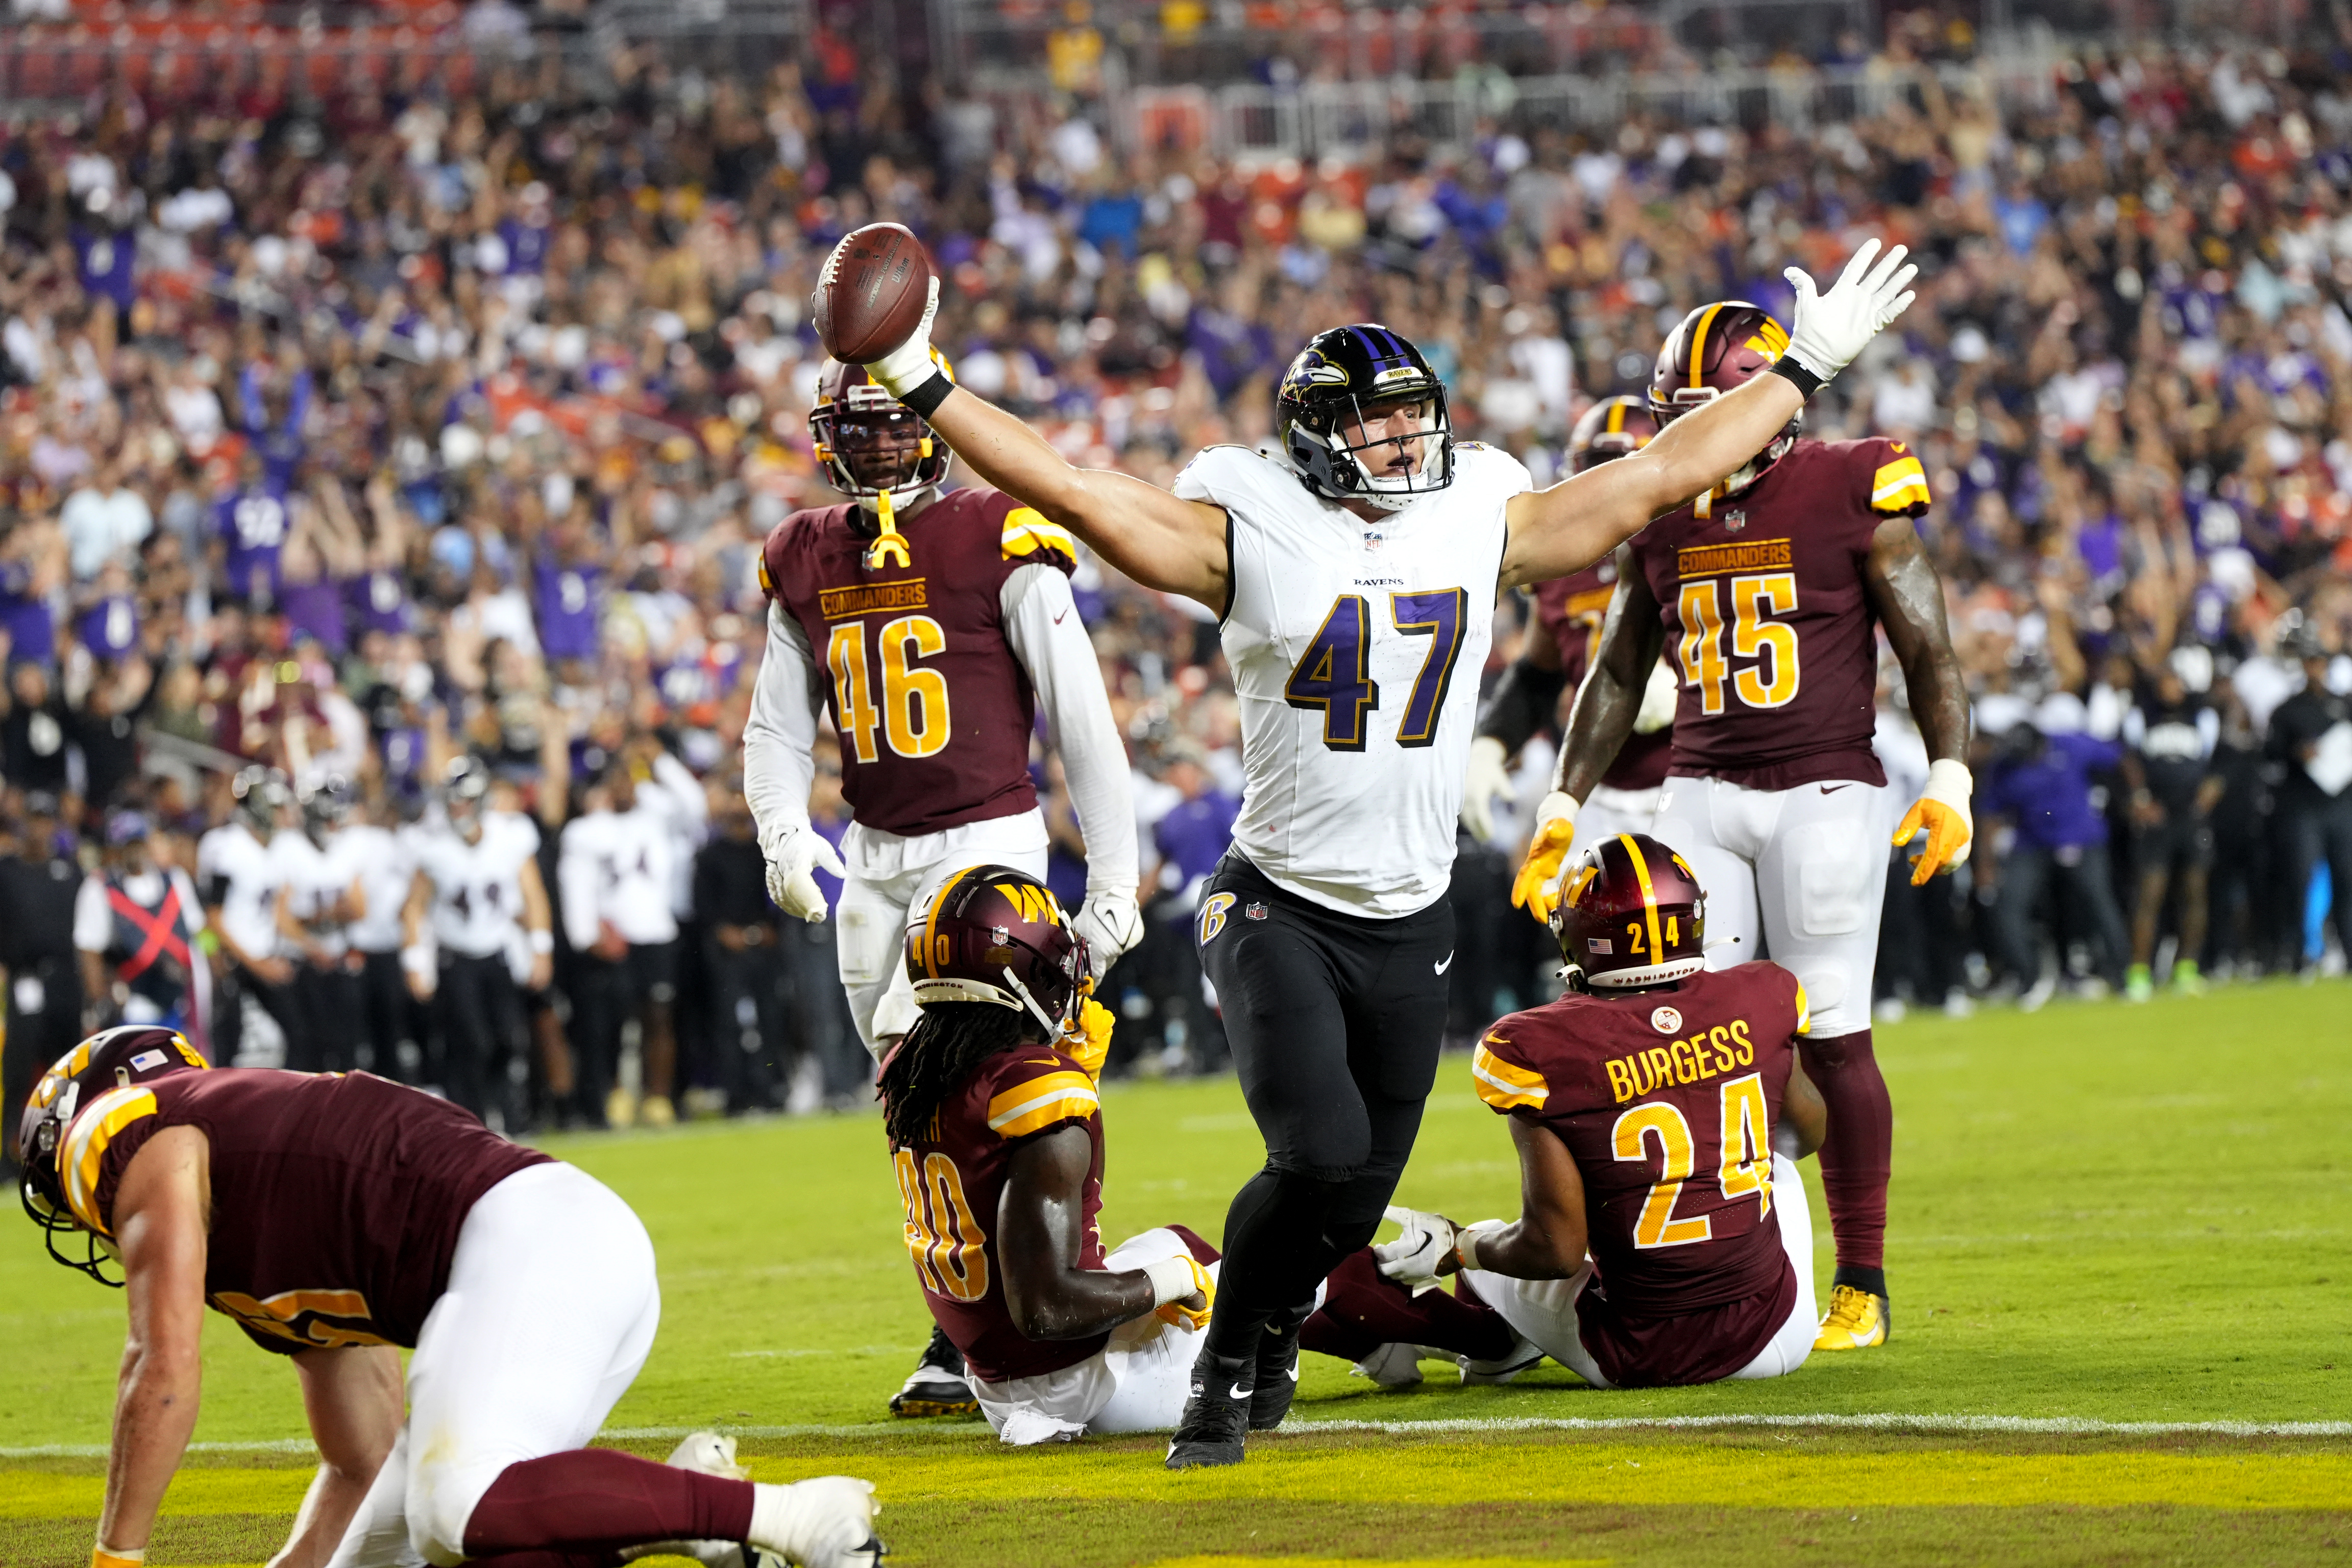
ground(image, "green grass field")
xmin=4 ymin=981 xmax=2348 ymax=1565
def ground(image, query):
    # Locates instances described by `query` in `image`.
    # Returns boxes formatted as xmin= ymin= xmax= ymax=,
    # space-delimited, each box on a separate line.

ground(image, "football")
xmin=813 ymin=223 xmax=934 ymax=364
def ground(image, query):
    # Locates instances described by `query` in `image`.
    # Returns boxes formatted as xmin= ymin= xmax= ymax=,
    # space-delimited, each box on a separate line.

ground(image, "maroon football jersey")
xmin=82 ymin=1069 xmax=549 ymax=1353
xmin=887 ymin=1042 xmax=1108 ymax=1384
xmin=1632 ymin=437 xmax=1931 ymax=791
xmin=1473 ymin=963 xmax=1809 ymax=1386
xmin=761 ymin=488 xmax=1079 ymax=839
xmin=1534 ymin=564 xmax=1670 ymax=792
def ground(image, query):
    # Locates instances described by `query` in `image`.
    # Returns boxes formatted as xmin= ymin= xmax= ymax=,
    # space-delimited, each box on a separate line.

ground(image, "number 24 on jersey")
xmin=1284 ymin=589 xmax=1469 ymax=751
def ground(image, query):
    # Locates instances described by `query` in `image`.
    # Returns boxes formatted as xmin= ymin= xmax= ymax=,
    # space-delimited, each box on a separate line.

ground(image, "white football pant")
xmin=1461 ymin=1153 xmax=1816 ymax=1388
xmin=324 ymin=1162 xmax=660 ymax=1568
xmin=834 ymin=809 xmax=1050 ymax=1057
xmin=1649 ymin=775 xmax=1893 ymax=1039
xmin=1572 ymin=782 xmax=1664 ymax=852
xmin=965 ymin=1227 xmax=1231 ymax=1445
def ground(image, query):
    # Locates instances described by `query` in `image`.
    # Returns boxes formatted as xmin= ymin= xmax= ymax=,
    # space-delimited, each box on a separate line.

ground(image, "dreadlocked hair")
xmin=880 ymin=1003 xmax=1040 ymax=1150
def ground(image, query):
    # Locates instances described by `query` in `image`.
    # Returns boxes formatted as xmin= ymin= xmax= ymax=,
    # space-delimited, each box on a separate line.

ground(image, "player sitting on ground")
xmin=1385 ymin=834 xmax=1829 ymax=1388
xmin=19 ymin=1025 xmax=880 ymax=1568
xmin=882 ymin=865 xmax=1520 ymax=1443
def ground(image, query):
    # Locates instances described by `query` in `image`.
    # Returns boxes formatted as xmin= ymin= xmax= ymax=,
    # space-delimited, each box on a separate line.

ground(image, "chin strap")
xmin=863 ymin=487 xmax=912 ymax=571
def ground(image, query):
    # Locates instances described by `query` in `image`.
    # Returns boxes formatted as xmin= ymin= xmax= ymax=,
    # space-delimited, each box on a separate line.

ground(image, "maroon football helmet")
xmin=808 ymin=356 xmax=955 ymax=510
xmin=906 ymin=864 xmax=1088 ymax=1037
xmin=1549 ymin=832 xmax=1708 ymax=990
xmin=1568 ymin=395 xmax=1661 ymax=474
xmin=1649 ymin=301 xmax=1800 ymax=497
xmin=19 ymin=1025 xmax=210 ymax=1284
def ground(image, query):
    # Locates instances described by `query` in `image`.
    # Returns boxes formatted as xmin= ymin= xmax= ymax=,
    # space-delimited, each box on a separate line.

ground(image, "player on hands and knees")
xmin=18 ymin=1026 xmax=881 ymax=1568
xmin=827 ymin=228 xmax=1915 ymax=1465
xmin=1512 ymin=299 xmax=1974 ymax=1354
xmin=742 ymin=358 xmax=1140 ymax=1419
xmin=1384 ymin=834 xmax=1829 ymax=1388
xmin=1461 ymin=397 xmax=1676 ymax=849
xmin=883 ymin=865 xmax=1525 ymax=1445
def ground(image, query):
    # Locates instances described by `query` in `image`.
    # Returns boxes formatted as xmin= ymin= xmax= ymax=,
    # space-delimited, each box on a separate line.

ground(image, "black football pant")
xmin=288 ymin=962 xmax=362 ymax=1075
xmin=356 ymin=947 xmax=423 ymax=1081
xmin=1195 ymin=853 xmax=1453 ymax=1364
xmin=2281 ymin=792 xmax=2352 ymax=968
xmin=434 ymin=950 xmax=528 ymax=1123
xmin=702 ymin=935 xmax=790 ymax=1111
xmin=3 ymin=954 xmax=79 ymax=1162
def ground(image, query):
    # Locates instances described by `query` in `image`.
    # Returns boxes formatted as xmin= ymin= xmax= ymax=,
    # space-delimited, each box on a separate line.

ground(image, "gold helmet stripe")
xmin=922 ymin=865 xmax=984 ymax=979
xmin=1606 ymin=399 xmax=1627 ymax=434
xmin=1686 ymin=303 xmax=1728 ymax=389
xmin=1619 ymin=834 xmax=1663 ymax=964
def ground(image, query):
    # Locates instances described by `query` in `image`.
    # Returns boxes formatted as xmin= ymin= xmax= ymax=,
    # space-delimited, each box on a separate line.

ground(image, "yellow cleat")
xmin=1812 ymin=1284 xmax=1890 ymax=1351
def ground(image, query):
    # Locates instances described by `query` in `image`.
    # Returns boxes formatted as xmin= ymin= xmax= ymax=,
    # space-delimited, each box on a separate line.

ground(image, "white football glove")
xmin=1458 ymin=735 xmax=1515 ymax=843
xmin=760 ymin=821 xmax=848 ymax=924
xmin=1374 ymin=1205 xmax=1461 ymax=1297
xmin=1074 ymin=888 xmax=1143 ymax=981
xmin=862 ymin=274 xmax=942 ymax=400
xmin=1781 ymin=238 xmax=1919 ymax=384
xmin=1633 ymin=656 xmax=1678 ymax=734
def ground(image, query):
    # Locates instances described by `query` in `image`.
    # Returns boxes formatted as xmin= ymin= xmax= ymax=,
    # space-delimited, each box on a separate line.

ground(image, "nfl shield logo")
xmin=1722 ymin=509 xmax=1747 ymax=533
xmin=1244 ymin=901 xmax=1269 ymax=921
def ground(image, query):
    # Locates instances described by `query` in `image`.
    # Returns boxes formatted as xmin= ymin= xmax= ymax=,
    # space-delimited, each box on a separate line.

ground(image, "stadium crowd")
xmin=2 ymin=20 xmax=2351 ymax=1148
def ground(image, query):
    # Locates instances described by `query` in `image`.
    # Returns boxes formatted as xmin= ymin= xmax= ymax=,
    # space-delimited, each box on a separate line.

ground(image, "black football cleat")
xmin=889 ymin=1325 xmax=978 ymax=1417
xmin=1248 ymin=1303 xmax=1312 ymax=1431
xmin=1166 ymin=1350 xmax=1254 ymax=1468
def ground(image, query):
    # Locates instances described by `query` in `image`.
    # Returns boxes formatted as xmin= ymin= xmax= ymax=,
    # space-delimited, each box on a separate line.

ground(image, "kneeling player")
xmin=884 ymin=867 xmax=1520 ymax=1445
xmin=1386 ymin=835 xmax=1827 ymax=1388
xmin=20 ymin=1026 xmax=880 ymax=1568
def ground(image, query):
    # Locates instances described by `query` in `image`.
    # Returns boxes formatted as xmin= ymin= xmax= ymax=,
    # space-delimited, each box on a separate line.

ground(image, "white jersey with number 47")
xmin=1175 ymin=441 xmax=1530 ymax=918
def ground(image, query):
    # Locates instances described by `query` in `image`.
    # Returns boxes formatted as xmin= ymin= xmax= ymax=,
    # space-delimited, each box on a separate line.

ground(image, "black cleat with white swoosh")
xmin=1249 ymin=1300 xmax=1314 ymax=1430
xmin=1166 ymin=1350 xmax=1254 ymax=1468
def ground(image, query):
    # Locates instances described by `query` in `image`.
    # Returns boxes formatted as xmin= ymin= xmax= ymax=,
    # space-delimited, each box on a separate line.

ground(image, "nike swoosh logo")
xmin=1054 ymin=608 xmax=1069 ymax=624
xmin=1434 ymin=952 xmax=1455 ymax=975
xmin=1820 ymin=783 xmax=1854 ymax=795
xmin=1230 ymin=1382 xmax=1253 ymax=1400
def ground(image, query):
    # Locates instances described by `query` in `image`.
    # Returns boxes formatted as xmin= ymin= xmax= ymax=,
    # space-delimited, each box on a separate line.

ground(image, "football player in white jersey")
xmin=845 ymin=235 xmax=1919 ymax=1466
xmin=557 ymin=761 xmax=683 ymax=1129
xmin=274 ymin=777 xmax=369 ymax=1074
xmin=401 ymin=757 xmax=556 ymax=1129
xmin=197 ymin=767 xmax=297 ymax=1068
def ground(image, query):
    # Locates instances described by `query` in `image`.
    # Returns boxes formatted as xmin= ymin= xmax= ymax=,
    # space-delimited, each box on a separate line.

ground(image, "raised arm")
xmin=1499 ymin=241 xmax=1919 ymax=590
xmin=996 ymin=1125 xmax=1209 ymax=1341
xmin=855 ymin=282 xmax=1229 ymax=611
xmin=1508 ymin=559 xmax=1665 ymax=919
xmin=1866 ymin=519 xmax=1975 ymax=885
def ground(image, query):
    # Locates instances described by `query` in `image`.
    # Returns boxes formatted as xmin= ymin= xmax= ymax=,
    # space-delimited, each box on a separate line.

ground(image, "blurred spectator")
xmin=1980 ymin=708 xmax=2134 ymax=1009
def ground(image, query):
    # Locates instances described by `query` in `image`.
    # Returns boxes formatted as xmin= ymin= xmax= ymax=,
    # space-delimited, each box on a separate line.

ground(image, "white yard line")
xmin=6 ymin=1411 xmax=2346 ymax=1460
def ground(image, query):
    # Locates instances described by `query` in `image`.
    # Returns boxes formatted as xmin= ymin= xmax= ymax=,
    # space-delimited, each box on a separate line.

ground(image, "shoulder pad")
xmin=1172 ymin=444 xmax=1304 ymax=510
xmin=984 ymin=1054 xmax=1101 ymax=1140
xmin=1000 ymin=506 xmax=1080 ymax=573
xmin=1470 ymin=1023 xmax=1550 ymax=1112
xmin=1861 ymin=437 xmax=1932 ymax=517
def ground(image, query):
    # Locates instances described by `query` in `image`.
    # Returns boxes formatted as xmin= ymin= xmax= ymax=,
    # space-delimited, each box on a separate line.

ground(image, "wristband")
xmin=897 ymin=370 xmax=954 ymax=420
xmin=528 ymin=928 xmax=554 ymax=954
xmin=95 ymin=1546 xmax=145 ymax=1568
xmin=401 ymin=943 xmax=434 ymax=978
xmin=1769 ymin=357 xmax=1825 ymax=398
xmin=1456 ymin=1222 xmax=1504 ymax=1274
xmin=1142 ymin=1254 xmax=1202 ymax=1309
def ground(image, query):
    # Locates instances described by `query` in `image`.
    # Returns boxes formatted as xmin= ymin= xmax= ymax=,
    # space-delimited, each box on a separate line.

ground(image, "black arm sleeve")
xmin=1475 ymin=657 xmax=1571 ymax=754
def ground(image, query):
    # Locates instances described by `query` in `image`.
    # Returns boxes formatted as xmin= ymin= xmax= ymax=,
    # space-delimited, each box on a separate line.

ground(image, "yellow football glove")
xmin=1893 ymin=760 xmax=1974 ymax=886
xmin=1060 ymin=990 xmax=1115 ymax=1083
xmin=1510 ymin=791 xmax=1580 ymax=923
xmin=1150 ymin=1254 xmax=1216 ymax=1331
